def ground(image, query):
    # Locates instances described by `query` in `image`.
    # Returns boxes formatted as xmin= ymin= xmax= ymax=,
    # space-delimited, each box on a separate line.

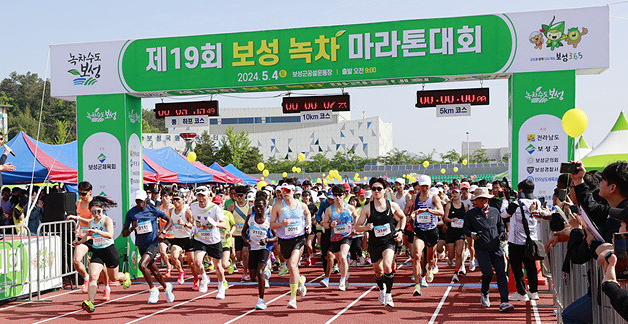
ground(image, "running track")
xmin=1 ymin=259 xmax=557 ymax=324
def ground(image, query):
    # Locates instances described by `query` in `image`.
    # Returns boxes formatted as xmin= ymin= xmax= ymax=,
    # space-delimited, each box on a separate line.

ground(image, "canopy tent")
xmin=143 ymin=153 xmax=179 ymax=183
xmin=212 ymin=163 xmax=259 ymax=185
xmin=191 ymin=161 xmax=242 ymax=184
xmin=574 ymin=136 xmax=592 ymax=160
xmin=582 ymin=111 xmax=628 ymax=170
xmin=143 ymin=147 xmax=214 ymax=183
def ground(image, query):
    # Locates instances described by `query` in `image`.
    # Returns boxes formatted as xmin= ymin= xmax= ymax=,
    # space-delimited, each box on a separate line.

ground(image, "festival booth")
xmin=191 ymin=160 xmax=242 ymax=184
xmin=211 ymin=163 xmax=259 ymax=185
xmin=581 ymin=111 xmax=628 ymax=170
xmin=574 ymin=136 xmax=592 ymax=161
xmin=143 ymin=147 xmax=215 ymax=184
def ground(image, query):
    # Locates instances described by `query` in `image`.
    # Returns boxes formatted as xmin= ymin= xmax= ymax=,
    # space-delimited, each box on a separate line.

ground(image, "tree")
xmin=52 ymin=120 xmax=72 ymax=144
xmin=219 ymin=126 xmax=252 ymax=169
xmin=470 ymin=149 xmax=490 ymax=163
xmin=502 ymin=153 xmax=509 ymax=163
xmin=194 ymin=131 xmax=218 ymax=165
xmin=240 ymin=147 xmax=264 ymax=174
xmin=142 ymin=108 xmax=166 ymax=133
xmin=440 ymin=149 xmax=461 ymax=163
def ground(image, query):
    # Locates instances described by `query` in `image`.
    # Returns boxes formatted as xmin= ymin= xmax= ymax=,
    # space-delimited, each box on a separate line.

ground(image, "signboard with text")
xmin=282 ymin=94 xmax=350 ymax=113
xmin=435 ymin=104 xmax=471 ymax=117
xmin=51 ymin=6 xmax=609 ymax=100
xmin=154 ymin=100 xmax=219 ymax=119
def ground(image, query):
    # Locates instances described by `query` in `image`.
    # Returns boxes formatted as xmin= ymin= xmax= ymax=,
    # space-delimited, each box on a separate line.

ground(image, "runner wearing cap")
xmin=444 ymin=188 xmax=469 ymax=282
xmin=157 ymin=188 xmax=175 ymax=278
xmin=189 ymin=186 xmax=228 ymax=299
xmin=316 ymin=189 xmax=335 ymax=287
xmin=122 ymin=190 xmax=175 ymax=304
xmin=76 ymin=196 xmax=132 ymax=313
xmin=169 ymin=191 xmax=195 ymax=285
xmin=460 ymin=181 xmax=477 ymax=272
xmin=355 ymin=177 xmax=405 ymax=307
xmin=216 ymin=195 xmax=235 ymax=290
xmin=410 ymin=175 xmax=444 ymax=296
xmin=303 ymin=190 xmax=318 ymax=267
xmin=322 ymin=185 xmax=357 ymax=291
xmin=227 ymin=185 xmax=251 ymax=281
xmin=270 ymin=178 xmax=311 ymax=309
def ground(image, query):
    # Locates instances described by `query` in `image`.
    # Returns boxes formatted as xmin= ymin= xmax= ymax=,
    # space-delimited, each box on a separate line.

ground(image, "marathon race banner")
xmin=50 ymin=6 xmax=608 ymax=100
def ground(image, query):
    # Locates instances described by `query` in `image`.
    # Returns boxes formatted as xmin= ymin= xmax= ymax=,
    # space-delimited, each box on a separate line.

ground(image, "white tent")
xmin=574 ymin=136 xmax=592 ymax=160
xmin=581 ymin=111 xmax=628 ymax=170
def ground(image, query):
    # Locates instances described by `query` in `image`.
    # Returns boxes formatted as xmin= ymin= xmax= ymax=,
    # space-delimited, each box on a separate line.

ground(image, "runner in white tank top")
xmin=170 ymin=191 xmax=195 ymax=285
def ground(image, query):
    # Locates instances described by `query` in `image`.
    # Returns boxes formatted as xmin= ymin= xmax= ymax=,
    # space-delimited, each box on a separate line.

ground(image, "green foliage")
xmin=377 ymin=148 xmax=439 ymax=166
xmin=470 ymin=149 xmax=490 ymax=163
xmin=194 ymin=131 xmax=219 ymax=165
xmin=440 ymin=149 xmax=462 ymax=163
xmin=142 ymin=108 xmax=166 ymax=133
xmin=52 ymin=120 xmax=72 ymax=144
xmin=219 ymin=126 xmax=251 ymax=169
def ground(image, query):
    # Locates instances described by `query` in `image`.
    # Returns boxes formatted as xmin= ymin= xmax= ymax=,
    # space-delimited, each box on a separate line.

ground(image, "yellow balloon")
xmin=441 ymin=168 xmax=446 ymax=174
xmin=363 ymin=176 xmax=367 ymax=181
xmin=282 ymin=172 xmax=287 ymax=177
xmin=298 ymin=153 xmax=305 ymax=162
xmin=187 ymin=152 xmax=197 ymax=163
xmin=257 ymin=162 xmax=265 ymax=171
xmin=453 ymin=167 xmax=459 ymax=173
xmin=257 ymin=180 xmax=267 ymax=190
xmin=263 ymin=169 xmax=269 ymax=177
xmin=402 ymin=174 xmax=406 ymax=178
xmin=462 ymin=159 xmax=468 ymax=166
xmin=296 ymin=167 xmax=302 ymax=173
xmin=423 ymin=161 xmax=430 ymax=168
xmin=562 ymin=108 xmax=588 ymax=138
xmin=316 ymin=178 xmax=321 ymax=183
xmin=322 ymin=173 xmax=326 ymax=178
xmin=354 ymin=173 xmax=359 ymax=178
xmin=291 ymin=166 xmax=296 ymax=172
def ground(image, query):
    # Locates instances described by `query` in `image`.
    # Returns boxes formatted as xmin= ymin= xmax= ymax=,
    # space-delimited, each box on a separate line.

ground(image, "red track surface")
xmin=1 ymin=259 xmax=557 ymax=324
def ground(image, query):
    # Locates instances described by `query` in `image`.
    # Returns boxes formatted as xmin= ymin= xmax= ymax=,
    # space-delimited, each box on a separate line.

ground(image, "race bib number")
xmin=93 ymin=234 xmax=106 ymax=247
xmin=220 ymin=230 xmax=227 ymax=242
xmin=451 ymin=219 xmax=464 ymax=228
xmin=173 ymin=224 xmax=184 ymax=231
xmin=80 ymin=226 xmax=89 ymax=237
xmin=136 ymin=220 xmax=153 ymax=234
xmin=334 ymin=224 xmax=351 ymax=236
xmin=417 ymin=212 xmax=432 ymax=224
xmin=236 ymin=223 xmax=244 ymax=232
xmin=374 ymin=224 xmax=391 ymax=237
xmin=250 ymin=228 xmax=266 ymax=241
xmin=198 ymin=229 xmax=212 ymax=239
xmin=285 ymin=224 xmax=301 ymax=236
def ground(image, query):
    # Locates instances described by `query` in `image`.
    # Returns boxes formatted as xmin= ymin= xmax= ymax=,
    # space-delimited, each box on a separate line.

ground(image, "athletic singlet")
xmin=367 ymin=200 xmax=395 ymax=246
xmin=276 ymin=200 xmax=305 ymax=240
xmin=413 ymin=194 xmax=437 ymax=231
xmin=170 ymin=205 xmax=191 ymax=238
xmin=330 ymin=203 xmax=353 ymax=242
xmin=447 ymin=202 xmax=466 ymax=229
xmin=232 ymin=202 xmax=249 ymax=236
xmin=77 ymin=200 xmax=92 ymax=238
xmin=461 ymin=197 xmax=472 ymax=208
xmin=191 ymin=202 xmax=224 ymax=245
xmin=394 ymin=192 xmax=407 ymax=213
xmin=90 ymin=216 xmax=114 ymax=249
xmin=247 ymin=211 xmax=273 ymax=251
xmin=158 ymin=204 xmax=174 ymax=239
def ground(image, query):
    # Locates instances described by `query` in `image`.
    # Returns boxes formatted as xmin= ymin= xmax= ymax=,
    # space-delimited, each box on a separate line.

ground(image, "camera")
xmin=560 ymin=162 xmax=579 ymax=174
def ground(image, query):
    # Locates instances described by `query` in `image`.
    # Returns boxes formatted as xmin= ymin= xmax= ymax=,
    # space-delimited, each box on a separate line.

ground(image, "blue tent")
xmin=214 ymin=163 xmax=258 ymax=185
xmin=144 ymin=147 xmax=214 ymax=183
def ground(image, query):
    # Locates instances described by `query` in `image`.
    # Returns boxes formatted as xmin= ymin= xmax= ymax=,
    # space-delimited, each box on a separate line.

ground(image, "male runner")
xmin=227 ymin=185 xmax=250 ymax=280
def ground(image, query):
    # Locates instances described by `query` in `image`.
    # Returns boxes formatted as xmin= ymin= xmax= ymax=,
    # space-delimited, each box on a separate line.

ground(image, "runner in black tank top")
xmin=443 ymin=188 xmax=468 ymax=282
xmin=355 ymin=178 xmax=405 ymax=307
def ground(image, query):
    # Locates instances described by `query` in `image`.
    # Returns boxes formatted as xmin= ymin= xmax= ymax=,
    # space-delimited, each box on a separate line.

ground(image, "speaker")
xmin=64 ymin=192 xmax=77 ymax=215
xmin=42 ymin=193 xmax=65 ymax=223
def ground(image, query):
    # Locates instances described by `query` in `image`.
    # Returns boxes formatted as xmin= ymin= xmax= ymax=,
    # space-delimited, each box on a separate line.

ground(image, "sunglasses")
xmin=90 ymin=209 xmax=103 ymax=215
xmin=237 ymin=193 xmax=245 ymax=197
xmin=173 ymin=197 xmax=182 ymax=201
xmin=281 ymin=188 xmax=292 ymax=193
xmin=79 ymin=191 xmax=89 ymax=196
xmin=371 ymin=187 xmax=384 ymax=192
xmin=333 ymin=193 xmax=344 ymax=197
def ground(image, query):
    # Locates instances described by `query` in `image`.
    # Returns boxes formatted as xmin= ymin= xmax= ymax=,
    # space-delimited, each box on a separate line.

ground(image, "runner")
xmin=410 ymin=175 xmax=444 ymax=296
xmin=158 ymin=188 xmax=174 ymax=278
xmin=122 ymin=190 xmax=175 ymax=304
xmin=460 ymin=181 xmax=476 ymax=272
xmin=169 ymin=191 xmax=195 ymax=285
xmin=66 ymin=181 xmax=110 ymax=300
xmin=227 ymin=186 xmax=250 ymax=281
xmin=302 ymin=190 xmax=318 ymax=267
xmin=74 ymin=196 xmax=131 ymax=313
xmin=354 ymin=177 xmax=405 ymax=307
xmin=216 ymin=195 xmax=236 ymax=290
xmin=270 ymin=179 xmax=311 ymax=309
xmin=242 ymin=196 xmax=277 ymax=310
xmin=443 ymin=188 xmax=469 ymax=282
xmin=316 ymin=189 xmax=335 ymax=287
xmin=322 ymin=185 xmax=357 ymax=291
xmin=190 ymin=186 xmax=228 ymax=299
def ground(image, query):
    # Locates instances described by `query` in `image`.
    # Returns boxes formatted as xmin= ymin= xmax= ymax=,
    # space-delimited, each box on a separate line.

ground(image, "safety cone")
xmin=508 ymin=266 xmax=517 ymax=293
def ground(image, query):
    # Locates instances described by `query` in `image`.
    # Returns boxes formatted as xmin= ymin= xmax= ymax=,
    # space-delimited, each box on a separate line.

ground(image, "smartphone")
xmin=569 ymin=205 xmax=579 ymax=215
xmin=560 ymin=162 xmax=578 ymax=174
xmin=614 ymin=233 xmax=628 ymax=280
xmin=557 ymin=189 xmax=567 ymax=202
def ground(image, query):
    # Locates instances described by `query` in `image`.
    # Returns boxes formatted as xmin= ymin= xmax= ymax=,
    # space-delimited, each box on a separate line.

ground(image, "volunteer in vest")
xmin=216 ymin=195 xmax=236 ymax=289
xmin=190 ymin=186 xmax=228 ymax=299
xmin=463 ymin=187 xmax=513 ymax=312
xmin=74 ymin=196 xmax=133 ymax=313
xmin=122 ymin=190 xmax=175 ymax=304
xmin=322 ymin=185 xmax=358 ymax=291
xmin=443 ymin=188 xmax=469 ymax=282
xmin=169 ymin=190 xmax=195 ymax=285
xmin=242 ymin=196 xmax=277 ymax=310
xmin=227 ymin=185 xmax=250 ymax=281
xmin=270 ymin=179 xmax=311 ymax=309
xmin=410 ymin=175 xmax=444 ymax=296
xmin=355 ymin=177 xmax=405 ymax=307
xmin=66 ymin=181 xmax=110 ymax=299
xmin=158 ymin=188 xmax=175 ymax=278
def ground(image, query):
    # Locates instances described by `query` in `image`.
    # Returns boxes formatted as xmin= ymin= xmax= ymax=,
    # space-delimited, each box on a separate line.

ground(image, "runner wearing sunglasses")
xmin=227 ymin=185 xmax=251 ymax=281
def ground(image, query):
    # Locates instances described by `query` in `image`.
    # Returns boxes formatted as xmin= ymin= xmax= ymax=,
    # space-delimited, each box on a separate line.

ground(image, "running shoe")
xmin=508 ymin=292 xmax=530 ymax=302
xmin=123 ymin=272 xmax=131 ymax=289
xmin=432 ymin=265 xmax=439 ymax=274
xmin=223 ymin=280 xmax=229 ymax=290
xmin=413 ymin=284 xmax=422 ymax=296
xmin=278 ymin=265 xmax=289 ymax=276
xmin=452 ymin=273 xmax=459 ymax=283
xmin=349 ymin=260 xmax=357 ymax=267
xmin=332 ymin=265 xmax=339 ymax=274
xmin=241 ymin=274 xmax=251 ymax=282
xmin=339 ymin=279 xmax=346 ymax=291
xmin=460 ymin=265 xmax=467 ymax=275
xmin=420 ymin=277 xmax=429 ymax=287
xmin=287 ymin=297 xmax=297 ymax=309
xmin=264 ymin=266 xmax=272 ymax=280
xmin=232 ymin=265 xmax=239 ymax=273
xmin=81 ymin=300 xmax=95 ymax=313
xmin=216 ymin=283 xmax=226 ymax=300
xmin=227 ymin=263 xmax=235 ymax=275
xmin=499 ymin=302 xmax=515 ymax=312
xmin=297 ymin=275 xmax=307 ymax=297
xmin=385 ymin=293 xmax=394 ymax=307
xmin=199 ymin=277 xmax=209 ymax=293
xmin=148 ymin=287 xmax=159 ymax=303
xmin=447 ymin=259 xmax=454 ymax=267
xmin=81 ymin=275 xmax=89 ymax=293
xmin=359 ymin=256 xmax=365 ymax=265
xmin=426 ymin=269 xmax=434 ymax=283
xmin=102 ymin=286 xmax=111 ymax=301
xmin=192 ymin=278 xmax=200 ymax=290
xmin=320 ymin=277 xmax=329 ymax=287
xmin=177 ymin=270 xmax=186 ymax=285
xmin=378 ymin=284 xmax=386 ymax=305
xmin=165 ymin=282 xmax=175 ymax=303
xmin=265 ymin=279 xmax=270 ymax=289
xmin=203 ymin=273 xmax=210 ymax=284
xmin=528 ymin=292 xmax=540 ymax=300
xmin=411 ymin=275 xmax=415 ymax=282
xmin=165 ymin=265 xmax=173 ymax=278
xmin=481 ymin=293 xmax=490 ymax=307
xmin=469 ymin=262 xmax=476 ymax=272
xmin=255 ymin=298 xmax=267 ymax=310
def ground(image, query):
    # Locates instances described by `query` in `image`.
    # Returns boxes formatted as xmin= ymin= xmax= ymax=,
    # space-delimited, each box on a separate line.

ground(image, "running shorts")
xmin=90 ymin=244 xmax=120 ymax=269
xmin=139 ymin=244 xmax=160 ymax=267
xmin=192 ymin=240 xmax=223 ymax=259
xmin=170 ymin=237 xmax=193 ymax=252
xmin=329 ymin=237 xmax=352 ymax=253
xmin=278 ymin=235 xmax=306 ymax=260
xmin=234 ymin=236 xmax=245 ymax=252
xmin=413 ymin=227 xmax=439 ymax=247
xmin=368 ymin=240 xmax=396 ymax=264
xmin=248 ymin=249 xmax=270 ymax=270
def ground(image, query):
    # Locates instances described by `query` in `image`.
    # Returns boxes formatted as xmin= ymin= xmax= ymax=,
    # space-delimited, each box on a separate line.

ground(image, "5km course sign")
xmin=51 ymin=6 xmax=608 ymax=100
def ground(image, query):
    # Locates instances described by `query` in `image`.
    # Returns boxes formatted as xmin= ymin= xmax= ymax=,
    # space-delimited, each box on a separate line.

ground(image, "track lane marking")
xmin=427 ymin=285 xmax=452 ymax=324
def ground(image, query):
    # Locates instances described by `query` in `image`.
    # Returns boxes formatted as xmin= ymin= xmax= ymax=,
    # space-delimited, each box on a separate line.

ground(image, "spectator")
xmin=26 ymin=190 xmax=44 ymax=234
xmin=0 ymin=133 xmax=16 ymax=186
xmin=1 ymin=187 xmax=14 ymax=225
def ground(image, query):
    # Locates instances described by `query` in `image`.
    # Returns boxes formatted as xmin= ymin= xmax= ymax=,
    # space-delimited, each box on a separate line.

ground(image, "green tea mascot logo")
xmin=534 ymin=16 xmax=588 ymax=51
xmin=567 ymin=27 xmax=588 ymax=48
xmin=541 ymin=17 xmax=567 ymax=50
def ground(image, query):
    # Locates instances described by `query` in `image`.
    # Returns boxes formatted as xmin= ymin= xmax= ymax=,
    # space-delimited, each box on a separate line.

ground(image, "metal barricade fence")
xmin=591 ymin=257 xmax=628 ymax=324
xmin=36 ymin=220 xmax=77 ymax=300
xmin=0 ymin=225 xmax=32 ymax=302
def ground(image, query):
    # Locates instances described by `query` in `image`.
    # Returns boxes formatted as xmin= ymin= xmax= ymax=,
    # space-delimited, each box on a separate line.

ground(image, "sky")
xmin=2 ymin=0 xmax=627 ymax=157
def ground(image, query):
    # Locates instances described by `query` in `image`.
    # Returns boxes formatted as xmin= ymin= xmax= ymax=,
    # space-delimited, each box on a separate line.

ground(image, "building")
xmin=142 ymin=107 xmax=393 ymax=160
xmin=461 ymin=141 xmax=508 ymax=162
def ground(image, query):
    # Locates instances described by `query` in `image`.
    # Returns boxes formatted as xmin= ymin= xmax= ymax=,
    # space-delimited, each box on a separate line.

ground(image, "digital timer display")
xmin=282 ymin=94 xmax=350 ymax=114
xmin=155 ymin=101 xmax=219 ymax=119
xmin=415 ymin=88 xmax=489 ymax=108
